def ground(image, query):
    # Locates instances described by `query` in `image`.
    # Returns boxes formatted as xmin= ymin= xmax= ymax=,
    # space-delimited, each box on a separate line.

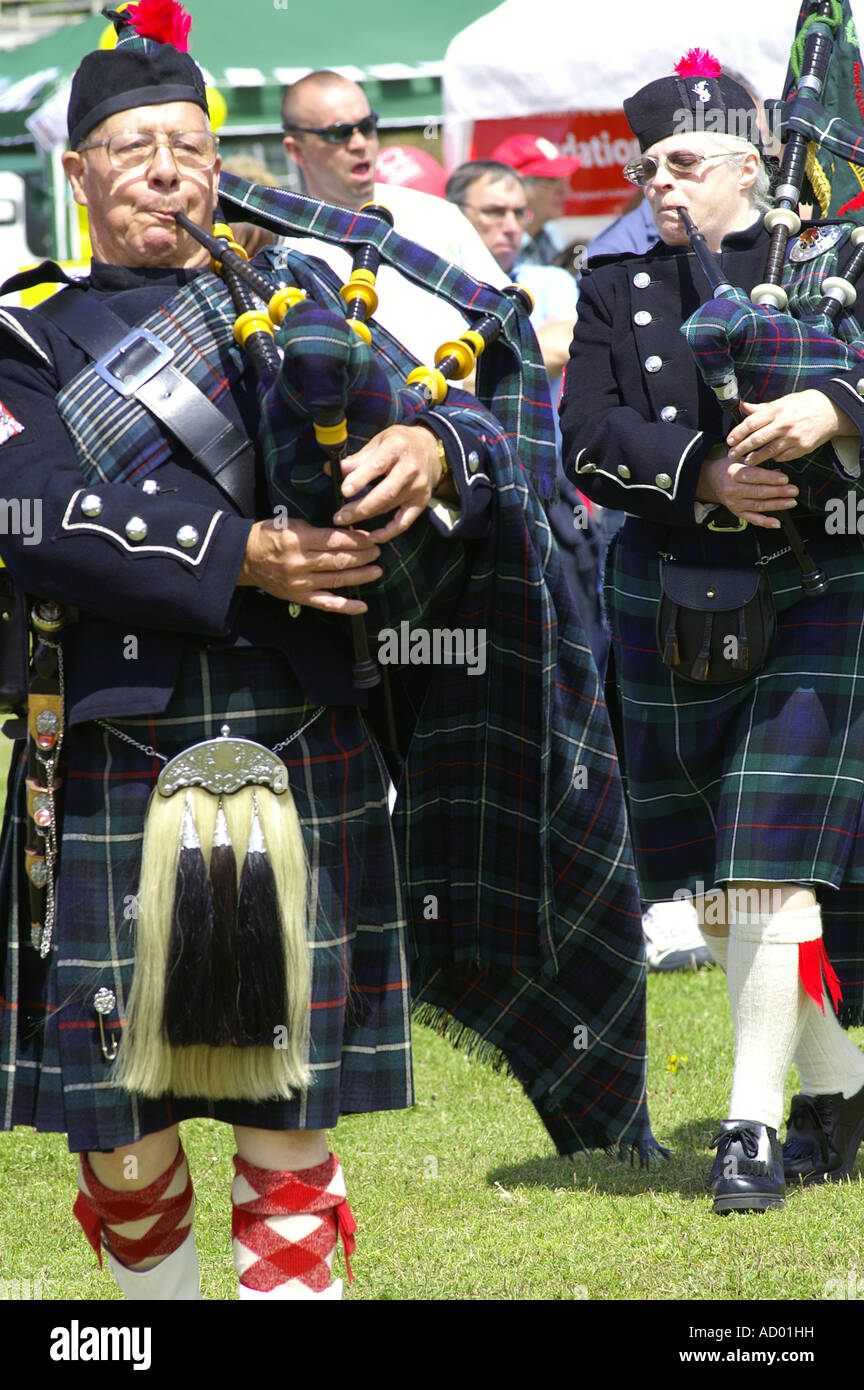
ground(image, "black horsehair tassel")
xmin=235 ymin=792 xmax=288 ymax=1046
xmin=210 ymin=800 xmax=239 ymax=1044
xmin=663 ymin=606 xmax=680 ymax=667
xmin=690 ymin=612 xmax=714 ymax=682
xmin=164 ymin=795 xmax=216 ymax=1046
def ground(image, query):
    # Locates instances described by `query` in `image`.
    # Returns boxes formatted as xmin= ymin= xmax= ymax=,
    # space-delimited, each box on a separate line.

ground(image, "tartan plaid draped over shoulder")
xmin=249 ymin=235 xmax=652 ymax=1152
xmin=55 ymin=272 xmax=245 ymax=485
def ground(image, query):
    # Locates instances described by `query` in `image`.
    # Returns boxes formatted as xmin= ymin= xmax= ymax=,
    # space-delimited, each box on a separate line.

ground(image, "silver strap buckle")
xmin=93 ymin=327 xmax=174 ymax=397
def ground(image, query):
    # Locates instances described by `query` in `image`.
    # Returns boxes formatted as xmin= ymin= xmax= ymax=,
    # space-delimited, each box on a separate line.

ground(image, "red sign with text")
xmin=471 ymin=110 xmax=640 ymax=219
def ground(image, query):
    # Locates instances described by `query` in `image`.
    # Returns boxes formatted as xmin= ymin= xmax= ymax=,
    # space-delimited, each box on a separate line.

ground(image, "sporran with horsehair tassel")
xmin=656 ymin=559 xmax=777 ymax=684
xmin=113 ymin=725 xmax=311 ymax=1102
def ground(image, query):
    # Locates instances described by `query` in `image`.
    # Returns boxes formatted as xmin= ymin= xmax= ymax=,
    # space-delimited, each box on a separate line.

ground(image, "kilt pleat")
xmin=0 ymin=647 xmax=412 ymax=1152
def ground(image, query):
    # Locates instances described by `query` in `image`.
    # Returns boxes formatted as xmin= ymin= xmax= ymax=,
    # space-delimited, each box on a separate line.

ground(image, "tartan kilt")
xmin=0 ymin=646 xmax=412 ymax=1153
xmin=607 ymin=517 xmax=864 ymax=901
xmin=607 ymin=517 xmax=864 ymax=1021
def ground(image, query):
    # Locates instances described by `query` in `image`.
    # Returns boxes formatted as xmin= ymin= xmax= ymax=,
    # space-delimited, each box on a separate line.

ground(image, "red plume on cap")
xmin=674 ymin=48 xmax=722 ymax=79
xmin=125 ymin=0 xmax=192 ymax=52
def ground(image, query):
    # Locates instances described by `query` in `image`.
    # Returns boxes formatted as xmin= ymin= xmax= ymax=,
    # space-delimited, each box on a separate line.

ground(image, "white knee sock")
xmin=106 ymin=1228 xmax=202 ymax=1301
xmin=726 ymin=902 xmax=819 ymax=1131
xmin=794 ymin=995 xmax=864 ymax=1098
xmin=700 ymin=931 xmax=728 ymax=971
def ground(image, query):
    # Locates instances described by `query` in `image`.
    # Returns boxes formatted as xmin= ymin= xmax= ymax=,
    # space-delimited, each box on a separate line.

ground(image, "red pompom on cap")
xmin=674 ymin=48 xmax=722 ymax=79
xmin=125 ymin=0 xmax=192 ymax=52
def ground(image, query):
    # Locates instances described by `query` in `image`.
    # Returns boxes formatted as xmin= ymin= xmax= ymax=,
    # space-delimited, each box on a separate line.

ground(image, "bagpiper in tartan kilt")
xmin=0 ymin=0 xmax=656 ymax=1300
xmin=562 ymin=85 xmax=864 ymax=1203
xmin=0 ymin=233 xmax=655 ymax=1165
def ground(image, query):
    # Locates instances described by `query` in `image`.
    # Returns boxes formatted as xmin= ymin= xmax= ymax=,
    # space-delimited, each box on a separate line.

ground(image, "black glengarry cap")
xmin=67 ymin=2 xmax=207 ymax=149
xmin=624 ymin=49 xmax=760 ymax=153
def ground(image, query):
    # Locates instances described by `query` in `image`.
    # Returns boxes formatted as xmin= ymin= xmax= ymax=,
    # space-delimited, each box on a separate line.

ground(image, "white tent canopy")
xmin=443 ymin=0 xmax=804 ymax=124
xmin=441 ymin=0 xmax=856 ymax=233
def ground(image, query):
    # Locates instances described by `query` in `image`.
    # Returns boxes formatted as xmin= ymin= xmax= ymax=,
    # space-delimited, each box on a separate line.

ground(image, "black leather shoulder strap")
xmin=36 ymin=284 xmax=255 ymax=516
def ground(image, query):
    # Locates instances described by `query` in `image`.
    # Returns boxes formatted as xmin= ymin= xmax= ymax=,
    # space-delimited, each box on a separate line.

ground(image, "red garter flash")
xmin=74 ymin=1143 xmax=193 ymax=1268
xmin=232 ymin=1153 xmax=356 ymax=1293
xmin=799 ymin=938 xmax=843 ymax=1014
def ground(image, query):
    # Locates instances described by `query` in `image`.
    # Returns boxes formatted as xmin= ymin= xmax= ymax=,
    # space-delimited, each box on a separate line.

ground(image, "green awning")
xmin=0 ymin=1 xmax=498 ymax=139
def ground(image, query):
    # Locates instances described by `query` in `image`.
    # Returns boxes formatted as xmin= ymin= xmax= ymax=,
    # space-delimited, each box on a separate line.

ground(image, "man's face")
xmin=526 ymin=176 xmax=568 ymax=230
xmin=457 ymin=175 xmax=529 ymax=273
xmin=282 ymin=84 xmax=378 ymax=209
xmin=62 ymin=101 xmax=220 ymax=269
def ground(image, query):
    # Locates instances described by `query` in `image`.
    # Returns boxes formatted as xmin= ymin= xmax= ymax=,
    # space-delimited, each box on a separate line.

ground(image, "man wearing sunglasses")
xmin=282 ymin=74 xmax=381 ymax=210
xmin=279 ymin=71 xmax=506 ymax=363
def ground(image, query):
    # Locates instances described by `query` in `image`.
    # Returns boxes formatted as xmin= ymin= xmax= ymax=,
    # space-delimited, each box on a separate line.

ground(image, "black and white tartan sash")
xmin=55 ymin=273 xmax=246 ymax=489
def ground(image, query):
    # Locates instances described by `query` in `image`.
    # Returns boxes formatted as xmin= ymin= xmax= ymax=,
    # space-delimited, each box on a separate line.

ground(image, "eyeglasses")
xmin=622 ymin=149 xmax=739 ymax=187
xmin=77 ymin=130 xmax=219 ymax=173
xmin=457 ymin=202 xmax=533 ymax=224
xmin=283 ymin=112 xmax=379 ymax=144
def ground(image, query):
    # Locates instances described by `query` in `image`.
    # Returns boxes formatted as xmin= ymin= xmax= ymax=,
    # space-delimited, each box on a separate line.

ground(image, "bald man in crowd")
xmin=279 ymin=71 xmax=507 ymax=363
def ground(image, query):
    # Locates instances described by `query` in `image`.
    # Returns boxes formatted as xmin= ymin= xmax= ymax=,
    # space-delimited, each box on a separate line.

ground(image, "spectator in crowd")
xmin=492 ymin=134 xmax=580 ymax=267
xmin=446 ymin=160 xmax=576 ymax=385
xmin=279 ymin=71 xmax=506 ymax=363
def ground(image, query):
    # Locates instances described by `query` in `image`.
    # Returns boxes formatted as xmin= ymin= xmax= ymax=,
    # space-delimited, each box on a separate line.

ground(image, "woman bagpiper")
xmin=561 ymin=50 xmax=864 ymax=1211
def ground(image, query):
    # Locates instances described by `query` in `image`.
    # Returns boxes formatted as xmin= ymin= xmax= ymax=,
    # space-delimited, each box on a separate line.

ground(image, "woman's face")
xmin=640 ymin=133 xmax=760 ymax=253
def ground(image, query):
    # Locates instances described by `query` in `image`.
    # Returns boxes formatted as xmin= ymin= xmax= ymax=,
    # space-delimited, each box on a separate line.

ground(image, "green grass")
xmin=1 ymin=965 xmax=863 ymax=1301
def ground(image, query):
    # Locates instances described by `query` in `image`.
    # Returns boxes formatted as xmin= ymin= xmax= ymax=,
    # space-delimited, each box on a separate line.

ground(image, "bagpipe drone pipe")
xmin=174 ymin=206 xmax=535 ymax=696
xmin=679 ymin=0 xmax=864 ymax=530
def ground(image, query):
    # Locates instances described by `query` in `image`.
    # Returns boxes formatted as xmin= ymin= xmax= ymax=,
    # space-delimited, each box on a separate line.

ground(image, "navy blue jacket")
xmin=560 ymin=217 xmax=864 ymax=526
xmin=0 ymin=260 xmax=493 ymax=725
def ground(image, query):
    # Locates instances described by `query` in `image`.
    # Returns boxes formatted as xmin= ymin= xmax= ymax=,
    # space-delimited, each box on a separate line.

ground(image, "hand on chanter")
xmin=330 ymin=423 xmax=452 ymax=542
xmin=695 ymin=445 xmax=798 ymax=529
xmin=237 ymin=515 xmax=382 ymax=613
xmin=726 ymin=390 xmax=857 ymax=466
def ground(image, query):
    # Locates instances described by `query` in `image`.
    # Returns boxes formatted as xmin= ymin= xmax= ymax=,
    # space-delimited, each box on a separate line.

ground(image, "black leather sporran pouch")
xmin=656 ymin=559 xmax=777 ymax=684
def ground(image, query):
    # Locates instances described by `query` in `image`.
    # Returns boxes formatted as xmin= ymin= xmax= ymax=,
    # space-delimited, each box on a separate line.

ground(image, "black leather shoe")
xmin=709 ymin=1120 xmax=786 ymax=1213
xmin=783 ymin=1085 xmax=864 ymax=1185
